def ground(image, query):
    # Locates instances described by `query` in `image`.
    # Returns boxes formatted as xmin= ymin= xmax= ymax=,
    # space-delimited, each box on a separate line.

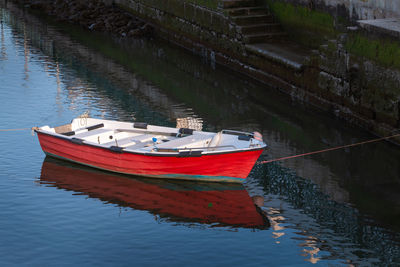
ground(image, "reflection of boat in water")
xmin=40 ymin=157 xmax=269 ymax=229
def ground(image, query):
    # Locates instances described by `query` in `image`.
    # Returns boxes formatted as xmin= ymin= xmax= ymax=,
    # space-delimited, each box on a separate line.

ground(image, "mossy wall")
xmin=265 ymin=0 xmax=400 ymax=70
xmin=265 ymin=2 xmax=335 ymax=33
xmin=264 ymin=0 xmax=339 ymax=48
xmin=263 ymin=0 xmax=400 ymax=129
xmin=110 ymin=0 xmax=400 ymax=135
xmin=345 ymin=33 xmax=400 ymax=70
xmin=318 ymin=39 xmax=400 ymax=128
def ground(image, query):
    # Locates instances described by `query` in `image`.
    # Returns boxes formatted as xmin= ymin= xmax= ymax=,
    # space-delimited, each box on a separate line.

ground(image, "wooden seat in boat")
xmin=73 ymin=128 xmax=115 ymax=144
xmin=154 ymin=133 xmax=212 ymax=150
xmin=102 ymin=134 xmax=153 ymax=148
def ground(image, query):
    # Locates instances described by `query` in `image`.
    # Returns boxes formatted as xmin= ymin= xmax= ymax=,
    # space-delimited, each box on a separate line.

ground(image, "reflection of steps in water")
xmin=40 ymin=157 xmax=269 ymax=229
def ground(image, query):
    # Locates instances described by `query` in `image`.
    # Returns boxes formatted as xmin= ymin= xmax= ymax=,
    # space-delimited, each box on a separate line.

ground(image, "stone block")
xmin=318 ymin=71 xmax=350 ymax=98
xmin=184 ymin=3 xmax=195 ymax=23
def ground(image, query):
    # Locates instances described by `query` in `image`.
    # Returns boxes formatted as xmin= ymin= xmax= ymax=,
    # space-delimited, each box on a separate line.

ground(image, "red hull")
xmin=37 ymin=132 xmax=263 ymax=183
xmin=40 ymin=158 xmax=269 ymax=228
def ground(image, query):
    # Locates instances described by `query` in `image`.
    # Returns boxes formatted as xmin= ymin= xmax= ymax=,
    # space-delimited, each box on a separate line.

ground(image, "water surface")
xmin=1 ymin=2 xmax=400 ymax=266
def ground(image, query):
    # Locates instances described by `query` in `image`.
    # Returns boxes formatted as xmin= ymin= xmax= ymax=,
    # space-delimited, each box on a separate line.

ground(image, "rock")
xmin=128 ymin=29 xmax=140 ymax=37
xmin=95 ymin=22 xmax=105 ymax=31
xmin=140 ymin=23 xmax=153 ymax=35
xmin=26 ymin=0 xmax=151 ymax=38
xmin=104 ymin=21 xmax=112 ymax=31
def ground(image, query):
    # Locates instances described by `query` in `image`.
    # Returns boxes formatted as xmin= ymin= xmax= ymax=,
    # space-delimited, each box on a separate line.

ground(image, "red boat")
xmin=40 ymin=157 xmax=269 ymax=229
xmin=34 ymin=117 xmax=266 ymax=183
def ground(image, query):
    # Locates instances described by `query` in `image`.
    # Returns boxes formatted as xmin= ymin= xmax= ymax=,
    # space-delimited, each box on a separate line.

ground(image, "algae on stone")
xmin=264 ymin=0 xmax=337 ymax=48
xmin=345 ymin=33 xmax=400 ymax=70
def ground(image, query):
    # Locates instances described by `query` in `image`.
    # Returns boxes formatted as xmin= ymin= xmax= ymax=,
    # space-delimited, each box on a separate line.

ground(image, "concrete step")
xmin=224 ymin=6 xmax=268 ymax=16
xmin=232 ymin=14 xmax=274 ymax=25
xmin=239 ymin=23 xmax=282 ymax=34
xmin=244 ymin=32 xmax=287 ymax=44
xmin=245 ymin=43 xmax=311 ymax=70
xmin=220 ymin=0 xmax=256 ymax=9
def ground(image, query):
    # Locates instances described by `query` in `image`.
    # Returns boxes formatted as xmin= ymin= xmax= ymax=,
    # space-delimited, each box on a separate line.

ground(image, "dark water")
xmin=1 ymin=1 xmax=400 ymax=266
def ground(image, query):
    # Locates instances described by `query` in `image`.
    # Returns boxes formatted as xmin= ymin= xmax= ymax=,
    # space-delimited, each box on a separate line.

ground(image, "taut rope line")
xmin=0 ymin=127 xmax=39 ymax=135
xmin=0 ymin=128 xmax=31 ymax=131
xmin=1 ymin=127 xmax=399 ymax=162
xmin=258 ymin=133 xmax=400 ymax=165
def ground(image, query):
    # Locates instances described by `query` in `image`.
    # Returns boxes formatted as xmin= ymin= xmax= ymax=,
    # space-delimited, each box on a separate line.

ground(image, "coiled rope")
xmin=258 ymin=132 xmax=400 ymax=164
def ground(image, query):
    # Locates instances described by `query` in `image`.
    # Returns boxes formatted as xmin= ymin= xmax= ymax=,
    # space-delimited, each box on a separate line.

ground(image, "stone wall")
xmin=109 ymin=0 xmax=400 ymax=142
xmin=316 ymin=38 xmax=400 ymax=131
xmin=111 ymin=0 xmax=312 ymax=100
xmin=263 ymin=0 xmax=400 ymax=133
xmin=113 ymin=0 xmax=246 ymax=55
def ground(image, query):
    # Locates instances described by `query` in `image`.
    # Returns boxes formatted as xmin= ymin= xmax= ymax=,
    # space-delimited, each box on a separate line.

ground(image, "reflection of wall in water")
xmin=2 ymin=1 xmax=199 ymax=123
xmin=264 ymin=137 xmax=349 ymax=203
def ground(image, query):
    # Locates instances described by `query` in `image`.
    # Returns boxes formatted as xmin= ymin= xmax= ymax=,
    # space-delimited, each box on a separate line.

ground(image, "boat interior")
xmin=39 ymin=118 xmax=265 ymax=154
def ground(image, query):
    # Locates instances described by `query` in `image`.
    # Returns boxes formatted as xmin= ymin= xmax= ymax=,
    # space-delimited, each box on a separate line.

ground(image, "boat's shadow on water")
xmin=39 ymin=156 xmax=270 ymax=230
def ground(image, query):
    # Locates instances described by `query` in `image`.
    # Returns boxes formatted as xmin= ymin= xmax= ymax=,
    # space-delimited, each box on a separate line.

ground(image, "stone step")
xmin=232 ymin=14 xmax=274 ymax=25
xmin=220 ymin=0 xmax=256 ymax=9
xmin=243 ymin=32 xmax=287 ymax=44
xmin=245 ymin=43 xmax=310 ymax=70
xmin=239 ymin=23 xmax=282 ymax=34
xmin=224 ymin=6 xmax=268 ymax=16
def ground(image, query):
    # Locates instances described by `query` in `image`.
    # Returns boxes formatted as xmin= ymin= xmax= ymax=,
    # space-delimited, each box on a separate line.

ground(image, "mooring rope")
xmin=1 ymin=126 xmax=399 ymax=163
xmin=0 ymin=127 xmax=39 ymax=136
xmin=0 ymin=128 xmax=31 ymax=131
xmin=258 ymin=132 xmax=400 ymax=164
